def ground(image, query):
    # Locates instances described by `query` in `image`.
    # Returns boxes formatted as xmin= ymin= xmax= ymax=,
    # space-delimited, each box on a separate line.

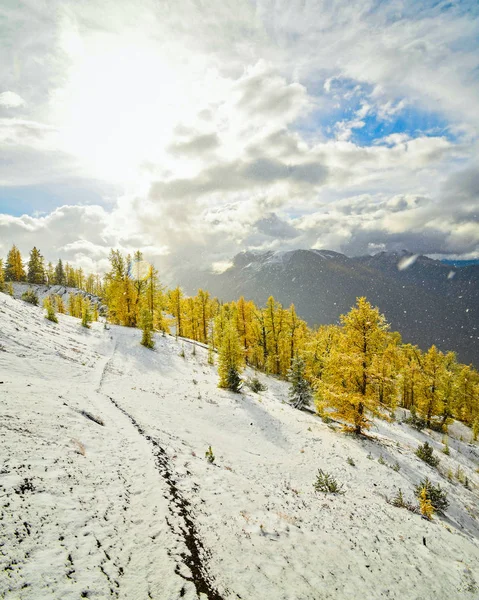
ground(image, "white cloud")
xmin=0 ymin=91 xmax=26 ymax=108
xmin=0 ymin=0 xmax=478 ymax=276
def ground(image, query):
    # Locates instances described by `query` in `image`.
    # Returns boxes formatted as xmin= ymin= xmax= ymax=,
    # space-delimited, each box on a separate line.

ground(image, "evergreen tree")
xmin=54 ymin=259 xmax=66 ymax=285
xmin=81 ymin=298 xmax=92 ymax=328
xmin=218 ymin=319 xmax=244 ymax=391
xmin=288 ymin=355 xmax=312 ymax=410
xmin=68 ymin=292 xmax=76 ymax=317
xmin=27 ymin=247 xmax=45 ymax=284
xmin=316 ymin=297 xmax=389 ymax=434
xmin=54 ymin=295 xmax=66 ymax=314
xmin=169 ymin=287 xmax=184 ymax=337
xmin=0 ymin=258 xmax=5 ymax=292
xmin=140 ymin=307 xmax=155 ymax=349
xmin=44 ymin=297 xmax=58 ymax=323
xmin=103 ymin=250 xmax=136 ymax=326
xmin=4 ymin=244 xmax=26 ymax=281
xmin=419 ymin=486 xmax=434 ymax=519
xmin=416 ymin=345 xmax=448 ymax=427
xmin=46 ymin=261 xmax=55 ymax=284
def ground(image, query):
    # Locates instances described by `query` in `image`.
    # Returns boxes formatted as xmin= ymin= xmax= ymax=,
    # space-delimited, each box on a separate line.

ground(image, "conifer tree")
xmin=288 ymin=355 xmax=312 ymax=410
xmin=4 ymin=244 xmax=26 ymax=281
xmin=65 ymin=263 xmax=76 ymax=287
xmin=218 ymin=319 xmax=244 ymax=391
xmin=473 ymin=418 xmax=479 ymax=442
xmin=416 ymin=345 xmax=448 ymax=427
xmin=196 ymin=289 xmax=212 ymax=344
xmin=44 ymin=297 xmax=58 ymax=323
xmin=27 ymin=247 xmax=45 ymax=284
xmin=46 ymin=262 xmax=55 ymax=284
xmin=54 ymin=295 xmax=66 ymax=314
xmin=0 ymin=259 xmax=5 ymax=292
xmin=140 ymin=307 xmax=155 ymax=349
xmin=264 ymin=296 xmax=285 ymax=375
xmin=316 ymin=297 xmax=389 ymax=434
xmin=419 ymin=486 xmax=434 ymax=519
xmin=169 ymin=287 xmax=184 ymax=337
xmin=54 ymin=259 xmax=66 ymax=285
xmin=68 ymin=293 xmax=76 ymax=317
xmin=81 ymin=298 xmax=92 ymax=328
xmin=103 ymin=250 xmax=136 ymax=326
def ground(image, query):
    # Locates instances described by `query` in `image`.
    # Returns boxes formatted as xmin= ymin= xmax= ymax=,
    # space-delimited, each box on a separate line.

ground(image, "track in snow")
xmin=106 ymin=395 xmax=235 ymax=600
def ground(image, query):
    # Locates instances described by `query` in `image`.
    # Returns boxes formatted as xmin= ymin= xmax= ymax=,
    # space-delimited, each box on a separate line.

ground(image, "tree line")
xmin=1 ymin=244 xmax=478 ymax=436
xmin=0 ymin=244 xmax=102 ymax=294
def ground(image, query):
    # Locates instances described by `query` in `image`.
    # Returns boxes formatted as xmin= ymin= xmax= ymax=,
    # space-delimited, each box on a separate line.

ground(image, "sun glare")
xmin=53 ymin=30 xmax=210 ymax=185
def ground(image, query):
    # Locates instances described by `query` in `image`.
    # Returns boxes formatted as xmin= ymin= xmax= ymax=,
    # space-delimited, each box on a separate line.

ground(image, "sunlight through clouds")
xmin=0 ymin=0 xmax=478 ymax=275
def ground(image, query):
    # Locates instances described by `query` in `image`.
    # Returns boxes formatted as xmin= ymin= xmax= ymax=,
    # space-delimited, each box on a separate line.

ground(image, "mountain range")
xmin=182 ymin=249 xmax=479 ymax=367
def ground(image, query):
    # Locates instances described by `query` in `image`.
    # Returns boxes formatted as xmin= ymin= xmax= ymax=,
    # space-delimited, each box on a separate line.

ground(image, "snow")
xmin=1 ymin=292 xmax=479 ymax=599
xmin=8 ymin=282 xmax=105 ymax=313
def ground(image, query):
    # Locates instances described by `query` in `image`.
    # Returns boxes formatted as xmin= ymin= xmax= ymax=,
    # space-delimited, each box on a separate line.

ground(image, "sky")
xmin=0 ymin=0 xmax=478 ymax=279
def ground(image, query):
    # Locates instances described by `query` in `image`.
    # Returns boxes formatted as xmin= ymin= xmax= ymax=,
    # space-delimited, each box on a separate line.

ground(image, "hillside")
xmin=1 ymin=292 xmax=479 ymax=599
xmin=182 ymin=249 xmax=479 ymax=367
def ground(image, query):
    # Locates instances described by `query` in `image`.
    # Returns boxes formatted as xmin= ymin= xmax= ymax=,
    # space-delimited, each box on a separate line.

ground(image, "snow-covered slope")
xmin=9 ymin=282 xmax=105 ymax=313
xmin=1 ymin=292 xmax=478 ymax=600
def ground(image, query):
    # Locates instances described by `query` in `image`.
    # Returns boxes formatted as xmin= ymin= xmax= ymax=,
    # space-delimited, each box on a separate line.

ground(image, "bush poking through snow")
xmin=414 ymin=477 xmax=449 ymax=513
xmin=245 ymin=376 xmax=267 ymax=393
xmin=21 ymin=289 xmax=39 ymax=306
xmin=405 ymin=408 xmax=427 ymax=431
xmin=416 ymin=441 xmax=440 ymax=467
xmin=205 ymin=445 xmax=215 ymax=463
xmin=387 ymin=489 xmax=419 ymax=513
xmin=347 ymin=457 xmax=355 ymax=467
xmin=313 ymin=469 xmax=345 ymax=495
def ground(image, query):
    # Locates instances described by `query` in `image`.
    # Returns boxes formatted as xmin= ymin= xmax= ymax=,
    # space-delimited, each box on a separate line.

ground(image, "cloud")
xmin=0 ymin=0 xmax=478 ymax=279
xmin=168 ymin=133 xmax=219 ymax=156
xmin=0 ymin=91 xmax=26 ymax=108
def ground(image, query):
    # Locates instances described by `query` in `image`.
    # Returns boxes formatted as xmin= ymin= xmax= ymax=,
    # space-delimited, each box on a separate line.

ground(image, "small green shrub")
xmin=389 ymin=489 xmax=419 ymax=513
xmin=391 ymin=461 xmax=400 ymax=472
xmin=313 ymin=469 xmax=344 ymax=495
xmin=415 ymin=441 xmax=440 ymax=467
xmin=21 ymin=289 xmax=39 ymax=306
xmin=405 ymin=408 xmax=426 ymax=431
xmin=414 ymin=477 xmax=448 ymax=513
xmin=205 ymin=445 xmax=215 ymax=463
xmin=346 ymin=457 xmax=355 ymax=467
xmin=245 ymin=376 xmax=267 ymax=393
xmin=378 ymin=455 xmax=386 ymax=465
